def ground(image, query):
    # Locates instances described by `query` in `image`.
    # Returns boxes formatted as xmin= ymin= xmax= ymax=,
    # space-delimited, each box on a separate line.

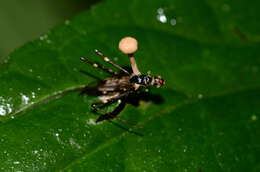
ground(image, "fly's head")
xmin=151 ymin=75 xmax=165 ymax=88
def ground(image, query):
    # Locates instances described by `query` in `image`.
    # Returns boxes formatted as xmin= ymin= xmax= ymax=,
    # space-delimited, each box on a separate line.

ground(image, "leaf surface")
xmin=0 ymin=0 xmax=260 ymax=171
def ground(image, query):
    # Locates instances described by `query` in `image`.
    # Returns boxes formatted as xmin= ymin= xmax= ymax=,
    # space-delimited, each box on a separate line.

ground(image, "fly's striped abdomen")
xmin=98 ymin=75 xmax=131 ymax=92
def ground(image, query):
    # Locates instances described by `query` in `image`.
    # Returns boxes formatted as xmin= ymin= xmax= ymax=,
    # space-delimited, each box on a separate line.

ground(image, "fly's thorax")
xmin=130 ymin=74 xmax=165 ymax=88
xmin=130 ymin=75 xmax=152 ymax=86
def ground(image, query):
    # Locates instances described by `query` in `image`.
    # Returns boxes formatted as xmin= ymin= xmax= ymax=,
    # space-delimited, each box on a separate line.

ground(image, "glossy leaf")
xmin=0 ymin=0 xmax=260 ymax=171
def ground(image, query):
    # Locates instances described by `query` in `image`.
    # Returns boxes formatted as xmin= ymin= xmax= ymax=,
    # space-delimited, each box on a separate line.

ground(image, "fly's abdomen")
xmin=130 ymin=75 xmax=152 ymax=85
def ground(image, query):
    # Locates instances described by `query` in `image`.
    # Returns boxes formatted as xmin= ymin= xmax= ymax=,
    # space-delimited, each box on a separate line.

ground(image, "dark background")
xmin=0 ymin=0 xmax=98 ymax=62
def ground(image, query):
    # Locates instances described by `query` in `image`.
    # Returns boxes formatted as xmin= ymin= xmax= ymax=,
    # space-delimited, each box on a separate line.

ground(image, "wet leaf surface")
xmin=0 ymin=0 xmax=260 ymax=171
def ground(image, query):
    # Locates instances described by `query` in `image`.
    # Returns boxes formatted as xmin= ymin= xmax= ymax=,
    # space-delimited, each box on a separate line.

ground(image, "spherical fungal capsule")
xmin=118 ymin=37 xmax=138 ymax=54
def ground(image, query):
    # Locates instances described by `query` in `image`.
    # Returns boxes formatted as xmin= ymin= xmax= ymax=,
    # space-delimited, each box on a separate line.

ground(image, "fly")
xmin=80 ymin=37 xmax=165 ymax=127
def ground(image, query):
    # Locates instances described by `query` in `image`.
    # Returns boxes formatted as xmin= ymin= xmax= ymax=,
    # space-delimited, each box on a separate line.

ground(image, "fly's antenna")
xmin=94 ymin=49 xmax=130 ymax=75
xmin=119 ymin=37 xmax=141 ymax=75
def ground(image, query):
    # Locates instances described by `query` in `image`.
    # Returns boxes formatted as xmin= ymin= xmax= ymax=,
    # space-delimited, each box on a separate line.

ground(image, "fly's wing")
xmin=80 ymin=79 xmax=102 ymax=96
xmin=97 ymin=75 xmax=132 ymax=93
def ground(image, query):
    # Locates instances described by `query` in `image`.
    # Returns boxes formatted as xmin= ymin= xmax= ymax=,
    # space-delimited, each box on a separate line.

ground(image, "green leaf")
xmin=1 ymin=0 xmax=260 ymax=171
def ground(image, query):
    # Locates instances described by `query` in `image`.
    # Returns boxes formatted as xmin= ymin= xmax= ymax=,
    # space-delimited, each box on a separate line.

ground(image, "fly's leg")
xmin=95 ymin=100 xmax=126 ymax=122
xmin=91 ymin=91 xmax=128 ymax=116
xmin=91 ymin=92 xmax=128 ymax=113
xmin=94 ymin=100 xmax=143 ymax=128
xmin=91 ymin=100 xmax=117 ymax=113
xmin=91 ymin=101 xmax=108 ymax=113
xmin=80 ymin=57 xmax=118 ymax=75
xmin=91 ymin=92 xmax=142 ymax=128
xmin=95 ymin=49 xmax=130 ymax=75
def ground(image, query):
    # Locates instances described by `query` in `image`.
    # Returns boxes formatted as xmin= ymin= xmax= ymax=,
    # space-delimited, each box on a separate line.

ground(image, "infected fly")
xmin=80 ymin=37 xmax=165 ymax=126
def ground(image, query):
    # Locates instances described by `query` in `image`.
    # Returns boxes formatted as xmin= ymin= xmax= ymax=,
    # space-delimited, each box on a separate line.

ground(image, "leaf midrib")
xmin=0 ymin=84 xmax=86 ymax=124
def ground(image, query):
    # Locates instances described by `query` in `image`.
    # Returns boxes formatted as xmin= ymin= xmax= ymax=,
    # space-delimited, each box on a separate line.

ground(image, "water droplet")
xmin=0 ymin=106 xmax=7 ymax=116
xmin=198 ymin=94 xmax=203 ymax=99
xmin=31 ymin=92 xmax=36 ymax=99
xmin=69 ymin=138 xmax=81 ymax=149
xmin=222 ymin=4 xmax=230 ymax=12
xmin=235 ymin=156 xmax=239 ymax=161
xmin=13 ymin=161 xmax=20 ymax=165
xmin=3 ymin=56 xmax=10 ymax=64
xmin=114 ymin=57 xmax=118 ymax=61
xmin=86 ymin=118 xmax=98 ymax=125
xmin=65 ymin=20 xmax=70 ymax=25
xmin=170 ymin=18 xmax=177 ymax=26
xmin=251 ymin=114 xmax=257 ymax=121
xmin=157 ymin=8 xmax=164 ymax=14
xmin=157 ymin=8 xmax=167 ymax=23
xmin=20 ymin=93 xmax=30 ymax=104
xmin=158 ymin=15 xmax=167 ymax=23
xmin=37 ymin=75 xmax=42 ymax=79
xmin=39 ymin=34 xmax=48 ymax=41
xmin=0 ymin=97 xmax=13 ymax=116
xmin=183 ymin=148 xmax=187 ymax=152
xmin=6 ymin=104 xmax=12 ymax=113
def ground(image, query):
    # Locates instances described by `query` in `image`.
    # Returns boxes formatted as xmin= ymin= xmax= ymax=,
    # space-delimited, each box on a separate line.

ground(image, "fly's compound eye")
xmin=153 ymin=76 xmax=165 ymax=88
xmin=159 ymin=79 xmax=165 ymax=86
